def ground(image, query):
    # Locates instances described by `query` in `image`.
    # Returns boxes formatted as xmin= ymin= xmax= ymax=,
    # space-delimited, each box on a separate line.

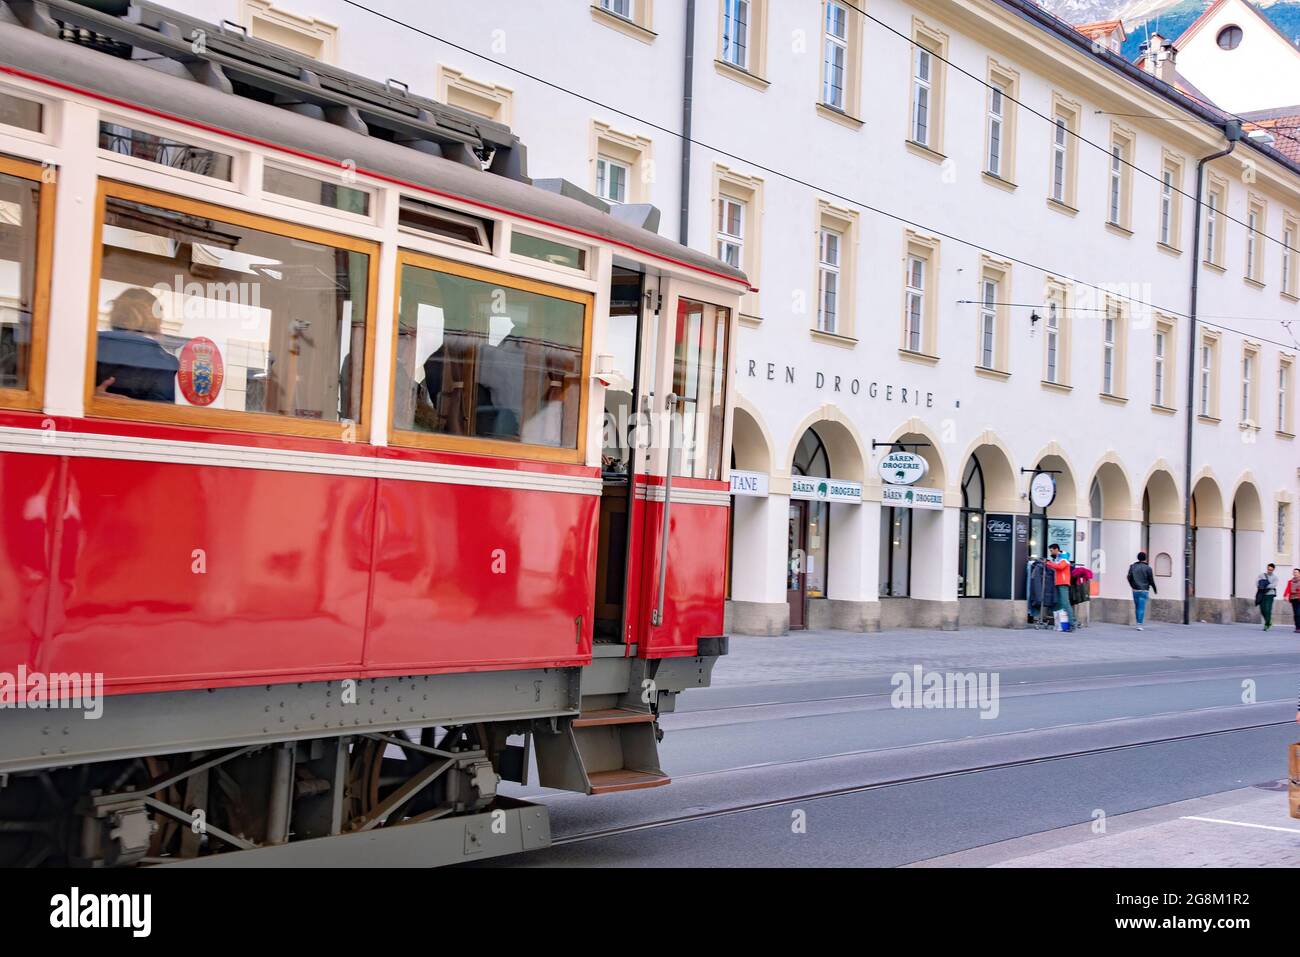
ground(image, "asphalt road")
xmin=494 ymin=646 xmax=1300 ymax=867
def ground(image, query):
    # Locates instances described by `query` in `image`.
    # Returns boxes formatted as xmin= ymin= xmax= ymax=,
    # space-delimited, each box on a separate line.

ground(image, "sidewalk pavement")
xmin=718 ymin=620 xmax=1300 ymax=687
xmin=911 ymin=784 xmax=1300 ymax=867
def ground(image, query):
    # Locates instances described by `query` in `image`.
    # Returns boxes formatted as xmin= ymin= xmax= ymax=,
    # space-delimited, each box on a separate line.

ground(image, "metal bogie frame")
xmin=0 ymin=655 xmax=723 ymax=866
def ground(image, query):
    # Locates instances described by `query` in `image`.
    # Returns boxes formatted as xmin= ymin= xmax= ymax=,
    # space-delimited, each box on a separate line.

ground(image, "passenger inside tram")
xmin=94 ymin=287 xmax=179 ymax=402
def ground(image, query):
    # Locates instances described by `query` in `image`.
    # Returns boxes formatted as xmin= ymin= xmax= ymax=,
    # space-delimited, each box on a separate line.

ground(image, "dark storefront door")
xmin=787 ymin=500 xmax=808 ymax=630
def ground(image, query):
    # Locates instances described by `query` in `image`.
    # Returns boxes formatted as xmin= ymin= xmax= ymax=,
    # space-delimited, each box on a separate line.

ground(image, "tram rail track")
xmin=550 ymin=717 xmax=1295 ymax=847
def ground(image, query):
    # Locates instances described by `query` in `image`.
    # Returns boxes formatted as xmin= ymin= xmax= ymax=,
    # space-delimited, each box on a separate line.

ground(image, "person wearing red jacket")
xmin=1285 ymin=568 xmax=1300 ymax=634
xmin=1046 ymin=543 xmax=1074 ymax=630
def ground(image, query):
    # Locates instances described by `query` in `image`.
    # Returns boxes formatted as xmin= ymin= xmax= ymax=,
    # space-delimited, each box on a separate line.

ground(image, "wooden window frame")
xmin=1048 ymin=93 xmax=1081 ymax=211
xmin=1042 ymin=277 xmax=1072 ymax=388
xmin=908 ymin=19 xmax=948 ymax=156
xmin=900 ymin=230 xmax=940 ymax=360
xmin=1100 ymin=296 xmax=1127 ymax=399
xmin=1245 ymin=194 xmax=1267 ymax=285
xmin=590 ymin=120 xmax=652 ymax=206
xmin=388 ymin=249 xmax=594 ymax=465
xmin=84 ymin=179 xmax=379 ymax=441
xmin=0 ymin=154 xmax=55 ymax=412
xmin=716 ymin=0 xmax=769 ymax=87
xmin=977 ymin=255 xmax=1011 ymax=374
xmin=1106 ymin=123 xmax=1135 ymax=233
xmin=1198 ymin=330 xmax=1221 ymax=420
xmin=983 ymin=61 xmax=1019 ymax=185
xmin=812 ymin=198 xmax=858 ymax=339
xmin=1158 ymin=149 xmax=1185 ymax=252
xmin=1204 ymin=173 xmax=1228 ymax=268
xmin=1153 ymin=315 xmax=1176 ymax=411
xmin=713 ymin=164 xmax=763 ymax=322
xmin=1240 ymin=341 xmax=1260 ymax=427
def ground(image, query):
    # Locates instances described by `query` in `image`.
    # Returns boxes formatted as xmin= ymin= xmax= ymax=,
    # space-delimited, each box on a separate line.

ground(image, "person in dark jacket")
xmin=1126 ymin=551 xmax=1157 ymax=631
xmin=1256 ymin=563 xmax=1278 ymax=631
xmin=95 ymin=287 xmax=178 ymax=403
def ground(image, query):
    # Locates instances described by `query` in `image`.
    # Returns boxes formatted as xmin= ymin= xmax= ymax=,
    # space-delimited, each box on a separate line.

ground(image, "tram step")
xmin=587 ymin=769 xmax=672 ymax=794
xmin=572 ymin=708 xmax=656 ymax=728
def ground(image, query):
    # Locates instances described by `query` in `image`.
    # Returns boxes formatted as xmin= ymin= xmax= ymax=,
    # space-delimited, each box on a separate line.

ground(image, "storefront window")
xmin=959 ymin=457 xmax=985 ymax=597
xmin=880 ymin=506 xmax=912 ymax=597
xmin=392 ymin=257 xmax=588 ymax=456
xmin=793 ymin=428 xmax=830 ymax=599
xmin=671 ymin=297 xmax=729 ymax=480
xmin=0 ymin=168 xmax=47 ymax=402
xmin=92 ymin=190 xmax=371 ymax=433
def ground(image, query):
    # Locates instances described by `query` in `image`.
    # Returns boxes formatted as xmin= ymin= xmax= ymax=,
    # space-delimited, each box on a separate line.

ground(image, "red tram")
xmin=0 ymin=0 xmax=746 ymax=865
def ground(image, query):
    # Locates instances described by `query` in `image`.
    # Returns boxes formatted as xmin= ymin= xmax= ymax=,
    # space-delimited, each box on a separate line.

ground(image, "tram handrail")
xmin=651 ymin=393 xmax=678 ymax=628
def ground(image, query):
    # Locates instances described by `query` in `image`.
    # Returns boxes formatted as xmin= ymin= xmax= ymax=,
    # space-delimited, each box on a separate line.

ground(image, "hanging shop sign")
xmin=729 ymin=470 xmax=770 ymax=497
xmin=877 ymin=451 xmax=929 ymax=486
xmin=791 ymin=476 xmax=863 ymax=504
xmin=1029 ymin=472 xmax=1057 ymax=509
xmin=881 ymin=484 xmax=944 ymax=510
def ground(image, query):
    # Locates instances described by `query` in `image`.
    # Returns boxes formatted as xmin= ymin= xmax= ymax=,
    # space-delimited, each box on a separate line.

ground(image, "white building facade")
xmin=164 ymin=0 xmax=1300 ymax=634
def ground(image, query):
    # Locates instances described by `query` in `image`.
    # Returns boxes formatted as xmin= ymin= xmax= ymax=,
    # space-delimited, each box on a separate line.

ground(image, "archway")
xmin=1191 ymin=472 xmax=1231 ymax=619
xmin=725 ymin=403 xmax=787 ymax=636
xmin=1230 ymin=477 xmax=1264 ymax=603
xmin=1139 ymin=464 xmax=1182 ymax=616
xmin=1028 ymin=449 xmax=1079 ymax=563
xmin=957 ymin=441 xmax=1017 ymax=599
xmin=1086 ymin=457 xmax=1135 ymax=598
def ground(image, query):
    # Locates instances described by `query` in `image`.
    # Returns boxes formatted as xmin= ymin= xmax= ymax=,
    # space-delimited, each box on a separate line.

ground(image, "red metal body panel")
xmin=635 ymin=476 xmax=729 ymax=658
xmin=0 ymin=413 xmax=599 ymax=695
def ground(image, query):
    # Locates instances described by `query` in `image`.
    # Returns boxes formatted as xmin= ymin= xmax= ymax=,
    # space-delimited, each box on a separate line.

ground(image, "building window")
xmin=722 ymin=0 xmax=750 ymax=69
xmin=436 ymin=66 xmax=514 ymax=125
xmin=717 ymin=197 xmax=744 ymax=268
xmin=591 ymin=0 xmax=655 ymax=41
xmin=1049 ymin=95 xmax=1080 ymax=209
xmin=392 ymin=253 xmax=590 ymax=462
xmin=1043 ymin=280 xmax=1071 ymax=387
xmin=0 ymin=157 xmax=54 ymax=410
xmin=1153 ymin=317 xmax=1175 ymax=409
xmin=978 ymin=257 xmax=1011 ymax=373
xmin=0 ymin=91 xmax=43 ymax=134
xmin=1199 ymin=333 xmax=1220 ymax=419
xmin=1107 ymin=126 xmax=1134 ymax=231
xmin=813 ymin=200 xmax=858 ymax=338
xmin=1101 ymin=299 xmax=1126 ymax=397
xmin=1278 ymin=502 xmax=1291 ymax=556
xmin=1158 ymin=152 xmax=1183 ymax=250
xmin=1283 ymin=217 xmax=1298 ymax=297
xmin=713 ymin=165 xmax=763 ymax=319
xmin=1280 ymin=356 xmax=1295 ymax=433
xmin=817 ymin=227 xmax=841 ymax=334
xmin=244 ymin=0 xmax=339 ymax=63
xmin=591 ymin=120 xmax=652 ymax=206
xmin=822 ymin=2 xmax=848 ymax=110
xmin=1205 ymin=175 xmax=1227 ymax=266
xmin=1217 ymin=25 xmax=1243 ymax=50
xmin=909 ymin=21 xmax=947 ymax=153
xmin=901 ymin=231 xmax=939 ymax=356
xmin=90 ymin=182 xmax=375 ymax=440
xmin=905 ymin=258 xmax=924 ymax=352
xmin=1246 ymin=196 xmax=1266 ymax=283
xmin=596 ymin=155 xmax=629 ymax=204
xmin=1241 ymin=344 xmax=1260 ymax=426
xmin=984 ymin=63 xmax=1018 ymax=183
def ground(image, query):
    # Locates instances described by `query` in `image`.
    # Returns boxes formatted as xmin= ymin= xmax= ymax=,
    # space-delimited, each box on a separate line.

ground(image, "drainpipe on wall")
xmin=678 ymin=0 xmax=696 ymax=246
xmin=1182 ymin=120 xmax=1241 ymax=625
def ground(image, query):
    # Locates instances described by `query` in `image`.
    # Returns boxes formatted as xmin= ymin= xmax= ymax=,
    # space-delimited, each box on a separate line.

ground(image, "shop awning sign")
xmin=877 ymin=451 xmax=928 ymax=486
xmin=881 ymin=483 xmax=944 ymax=510
xmin=791 ymin=476 xmax=862 ymax=504
xmin=729 ymin=470 xmax=769 ymax=497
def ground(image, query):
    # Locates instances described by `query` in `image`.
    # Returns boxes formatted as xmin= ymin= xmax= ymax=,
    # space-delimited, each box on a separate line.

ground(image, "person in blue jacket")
xmin=95 ymin=287 xmax=179 ymax=403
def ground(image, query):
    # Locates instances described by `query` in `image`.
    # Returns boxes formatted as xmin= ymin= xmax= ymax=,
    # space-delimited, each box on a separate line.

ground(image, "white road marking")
xmin=1181 ymin=815 xmax=1300 ymax=835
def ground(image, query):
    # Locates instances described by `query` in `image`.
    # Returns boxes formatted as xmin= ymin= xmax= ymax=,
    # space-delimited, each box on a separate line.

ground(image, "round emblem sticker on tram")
xmin=1030 ymin=472 xmax=1057 ymax=509
xmin=877 ymin=451 xmax=928 ymax=486
xmin=178 ymin=337 xmax=225 ymax=407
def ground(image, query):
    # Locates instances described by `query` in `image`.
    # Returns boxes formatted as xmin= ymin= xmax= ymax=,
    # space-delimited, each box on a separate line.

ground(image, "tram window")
xmin=0 ymin=167 xmax=48 ymax=403
xmin=397 ymin=198 xmax=491 ymax=249
xmin=510 ymin=231 xmax=587 ymax=272
xmin=671 ymin=298 xmax=729 ymax=480
xmin=98 ymin=122 xmax=233 ymax=181
xmin=392 ymin=256 xmax=589 ymax=459
xmin=0 ymin=93 xmax=42 ymax=133
xmin=263 ymin=165 xmax=371 ymax=216
xmin=89 ymin=187 xmax=373 ymax=437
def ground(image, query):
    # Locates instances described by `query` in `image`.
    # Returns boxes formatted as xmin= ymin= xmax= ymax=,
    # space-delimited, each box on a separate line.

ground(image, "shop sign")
xmin=791 ymin=476 xmax=862 ymax=504
xmin=877 ymin=451 xmax=929 ymax=486
xmin=881 ymin=484 xmax=944 ymax=510
xmin=1029 ymin=472 xmax=1057 ymax=509
xmin=729 ymin=470 xmax=769 ymax=497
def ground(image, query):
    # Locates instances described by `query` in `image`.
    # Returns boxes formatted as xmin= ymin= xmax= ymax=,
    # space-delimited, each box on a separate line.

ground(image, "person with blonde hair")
xmin=95 ymin=287 xmax=178 ymax=402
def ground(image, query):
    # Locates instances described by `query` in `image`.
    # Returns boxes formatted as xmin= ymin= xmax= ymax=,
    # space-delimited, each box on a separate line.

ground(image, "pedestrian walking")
xmin=1126 ymin=551 xmax=1157 ymax=631
xmin=1046 ymin=543 xmax=1073 ymax=630
xmin=1285 ymin=568 xmax=1300 ymax=634
xmin=1255 ymin=563 xmax=1278 ymax=631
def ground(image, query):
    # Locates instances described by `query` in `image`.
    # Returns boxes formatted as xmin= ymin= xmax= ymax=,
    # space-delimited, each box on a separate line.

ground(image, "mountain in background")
xmin=1039 ymin=0 xmax=1300 ymax=61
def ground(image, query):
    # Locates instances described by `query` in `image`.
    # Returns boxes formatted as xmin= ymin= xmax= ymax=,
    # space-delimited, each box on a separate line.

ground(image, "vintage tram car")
xmin=0 ymin=0 xmax=746 ymax=865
